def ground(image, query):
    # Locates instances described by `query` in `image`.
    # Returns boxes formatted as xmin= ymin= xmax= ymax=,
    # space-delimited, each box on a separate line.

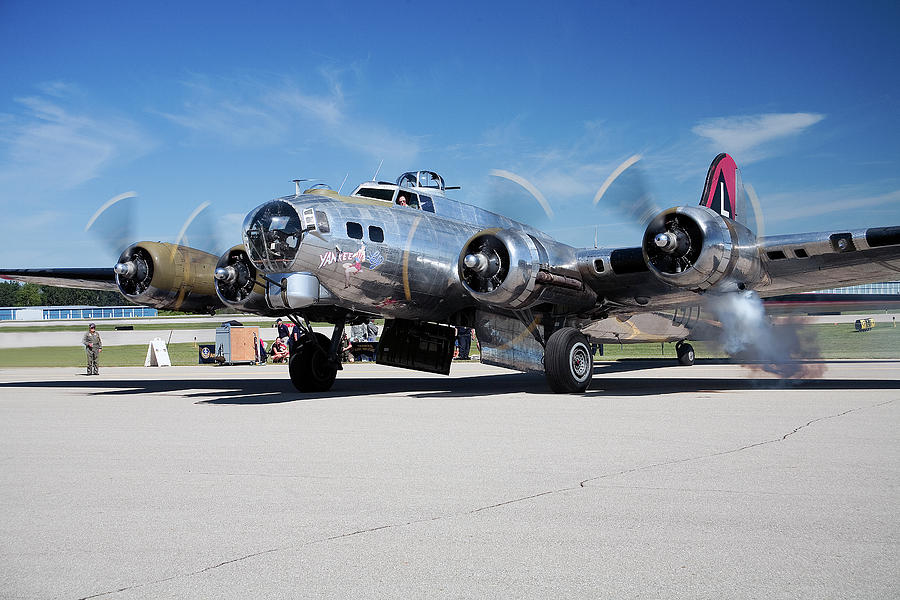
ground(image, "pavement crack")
xmin=78 ymin=398 xmax=895 ymax=599
xmin=470 ymin=488 xmax=576 ymax=513
xmin=579 ymin=398 xmax=896 ymax=487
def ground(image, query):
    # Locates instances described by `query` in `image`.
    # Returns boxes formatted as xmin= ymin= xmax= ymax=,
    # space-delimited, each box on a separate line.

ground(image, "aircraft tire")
xmin=676 ymin=342 xmax=695 ymax=366
xmin=544 ymin=327 xmax=593 ymax=393
xmin=289 ymin=333 xmax=337 ymax=392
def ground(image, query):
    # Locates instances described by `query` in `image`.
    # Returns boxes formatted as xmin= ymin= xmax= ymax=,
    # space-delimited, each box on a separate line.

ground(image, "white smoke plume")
xmin=704 ymin=290 xmax=823 ymax=379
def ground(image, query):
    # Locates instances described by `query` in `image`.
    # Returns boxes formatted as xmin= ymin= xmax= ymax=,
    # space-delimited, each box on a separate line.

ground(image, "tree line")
xmin=0 ymin=281 xmax=132 ymax=307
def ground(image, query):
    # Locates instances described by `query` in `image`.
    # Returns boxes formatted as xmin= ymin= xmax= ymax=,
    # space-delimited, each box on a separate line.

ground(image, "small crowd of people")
xmin=261 ymin=319 xmax=478 ymax=364
xmin=80 ymin=319 xmax=478 ymax=374
xmin=345 ymin=318 xmax=379 ymax=362
xmin=262 ymin=318 xmax=291 ymax=363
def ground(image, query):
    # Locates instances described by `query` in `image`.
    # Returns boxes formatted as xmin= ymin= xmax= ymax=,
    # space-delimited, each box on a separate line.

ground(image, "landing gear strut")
xmin=544 ymin=327 xmax=593 ymax=393
xmin=287 ymin=317 xmax=345 ymax=393
xmin=675 ymin=341 xmax=695 ymax=366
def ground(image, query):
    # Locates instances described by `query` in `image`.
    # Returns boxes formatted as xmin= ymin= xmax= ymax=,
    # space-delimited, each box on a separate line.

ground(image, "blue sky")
xmin=1 ymin=0 xmax=899 ymax=267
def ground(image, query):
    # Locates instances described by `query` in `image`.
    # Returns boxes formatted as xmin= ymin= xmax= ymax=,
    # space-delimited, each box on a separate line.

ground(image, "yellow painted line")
xmin=402 ymin=216 xmax=422 ymax=301
xmin=620 ymin=317 xmax=642 ymax=340
xmin=174 ymin=249 xmax=189 ymax=311
xmin=496 ymin=316 xmax=541 ymax=352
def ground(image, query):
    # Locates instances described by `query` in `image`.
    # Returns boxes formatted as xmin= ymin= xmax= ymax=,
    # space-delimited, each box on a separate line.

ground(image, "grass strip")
xmin=0 ymin=323 xmax=897 ymax=368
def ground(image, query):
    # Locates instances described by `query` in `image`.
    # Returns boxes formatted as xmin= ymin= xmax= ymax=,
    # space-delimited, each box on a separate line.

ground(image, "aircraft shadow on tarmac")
xmin=0 ymin=360 xmax=898 ymax=403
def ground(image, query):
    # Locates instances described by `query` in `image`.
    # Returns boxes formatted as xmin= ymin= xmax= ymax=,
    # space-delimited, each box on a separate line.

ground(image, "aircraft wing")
xmin=0 ymin=268 xmax=118 ymax=291
xmin=1 ymin=241 xmax=225 ymax=314
xmin=754 ymin=226 xmax=900 ymax=297
xmin=580 ymin=223 xmax=900 ymax=315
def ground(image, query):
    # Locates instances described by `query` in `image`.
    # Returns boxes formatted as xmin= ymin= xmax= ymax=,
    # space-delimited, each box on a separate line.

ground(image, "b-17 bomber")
xmin=4 ymin=154 xmax=900 ymax=393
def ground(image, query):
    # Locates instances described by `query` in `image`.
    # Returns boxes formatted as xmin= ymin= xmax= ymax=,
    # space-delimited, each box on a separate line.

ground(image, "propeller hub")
xmin=654 ymin=232 xmax=676 ymax=252
xmin=114 ymin=261 xmax=136 ymax=278
xmin=214 ymin=266 xmax=237 ymax=283
xmin=464 ymin=253 xmax=488 ymax=272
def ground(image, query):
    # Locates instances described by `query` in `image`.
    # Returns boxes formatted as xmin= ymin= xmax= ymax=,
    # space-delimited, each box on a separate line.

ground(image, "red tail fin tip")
xmin=700 ymin=153 xmax=738 ymax=221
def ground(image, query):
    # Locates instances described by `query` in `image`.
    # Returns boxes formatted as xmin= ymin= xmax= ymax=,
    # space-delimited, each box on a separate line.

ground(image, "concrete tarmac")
xmin=0 ymin=360 xmax=898 ymax=599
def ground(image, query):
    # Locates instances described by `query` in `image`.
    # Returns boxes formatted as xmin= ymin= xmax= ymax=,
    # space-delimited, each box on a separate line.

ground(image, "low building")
xmin=812 ymin=281 xmax=900 ymax=295
xmin=0 ymin=305 xmax=158 ymax=321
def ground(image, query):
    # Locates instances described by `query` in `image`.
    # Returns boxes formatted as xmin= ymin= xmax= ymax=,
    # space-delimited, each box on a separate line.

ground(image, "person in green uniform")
xmin=82 ymin=323 xmax=102 ymax=375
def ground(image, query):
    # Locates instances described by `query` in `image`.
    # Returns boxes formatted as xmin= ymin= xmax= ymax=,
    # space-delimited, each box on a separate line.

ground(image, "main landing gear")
xmin=544 ymin=327 xmax=593 ymax=393
xmin=675 ymin=341 xmax=695 ymax=366
xmin=288 ymin=318 xmax=344 ymax=393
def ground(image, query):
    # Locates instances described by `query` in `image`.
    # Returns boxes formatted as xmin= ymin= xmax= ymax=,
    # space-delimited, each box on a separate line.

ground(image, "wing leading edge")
xmin=0 ymin=268 xmax=118 ymax=292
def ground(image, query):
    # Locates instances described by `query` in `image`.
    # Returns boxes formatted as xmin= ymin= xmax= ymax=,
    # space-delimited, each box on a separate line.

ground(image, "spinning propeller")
xmin=84 ymin=191 xmax=232 ymax=311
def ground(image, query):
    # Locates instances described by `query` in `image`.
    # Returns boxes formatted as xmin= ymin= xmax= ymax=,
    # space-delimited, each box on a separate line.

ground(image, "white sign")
xmin=144 ymin=337 xmax=172 ymax=367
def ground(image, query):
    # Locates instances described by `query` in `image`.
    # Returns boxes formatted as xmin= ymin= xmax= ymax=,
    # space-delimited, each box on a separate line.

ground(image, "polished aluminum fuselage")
xmin=247 ymin=190 xmax=582 ymax=321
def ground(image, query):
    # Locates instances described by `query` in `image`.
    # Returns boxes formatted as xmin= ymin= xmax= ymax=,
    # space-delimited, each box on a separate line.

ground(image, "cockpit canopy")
xmin=242 ymin=200 xmax=303 ymax=271
xmin=397 ymin=171 xmax=446 ymax=191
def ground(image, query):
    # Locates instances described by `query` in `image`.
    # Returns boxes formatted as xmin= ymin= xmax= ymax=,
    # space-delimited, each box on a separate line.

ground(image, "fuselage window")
xmin=419 ymin=195 xmax=435 ymax=213
xmin=346 ymin=222 xmax=363 ymax=239
xmin=368 ymin=226 xmax=384 ymax=243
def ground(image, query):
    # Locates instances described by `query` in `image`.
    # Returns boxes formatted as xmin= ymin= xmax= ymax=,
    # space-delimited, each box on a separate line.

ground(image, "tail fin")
xmin=700 ymin=153 xmax=738 ymax=221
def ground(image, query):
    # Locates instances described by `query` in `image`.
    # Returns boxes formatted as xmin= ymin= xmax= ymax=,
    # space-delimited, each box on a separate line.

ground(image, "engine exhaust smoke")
xmin=704 ymin=290 xmax=823 ymax=379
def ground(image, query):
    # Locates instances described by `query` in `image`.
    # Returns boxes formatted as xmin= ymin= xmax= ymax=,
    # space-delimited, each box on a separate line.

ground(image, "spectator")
xmin=455 ymin=326 xmax=472 ymax=360
xmin=270 ymin=338 xmax=289 ymax=363
xmin=275 ymin=318 xmax=290 ymax=342
xmin=365 ymin=318 xmax=379 ymax=342
xmin=82 ymin=323 xmax=102 ymax=375
xmin=340 ymin=332 xmax=353 ymax=363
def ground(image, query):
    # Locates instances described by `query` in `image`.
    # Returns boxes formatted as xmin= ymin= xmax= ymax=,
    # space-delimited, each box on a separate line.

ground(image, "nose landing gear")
xmin=287 ymin=317 xmax=346 ymax=393
xmin=289 ymin=332 xmax=338 ymax=392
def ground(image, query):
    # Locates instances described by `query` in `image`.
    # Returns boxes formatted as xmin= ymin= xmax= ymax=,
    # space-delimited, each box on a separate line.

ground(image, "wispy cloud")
xmin=763 ymin=187 xmax=900 ymax=224
xmin=160 ymin=74 xmax=421 ymax=164
xmin=692 ymin=112 xmax=825 ymax=164
xmin=0 ymin=85 xmax=154 ymax=194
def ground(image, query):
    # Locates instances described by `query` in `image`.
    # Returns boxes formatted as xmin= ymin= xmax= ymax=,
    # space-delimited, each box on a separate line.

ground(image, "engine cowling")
xmin=213 ymin=245 xmax=277 ymax=315
xmin=458 ymin=229 xmax=542 ymax=309
xmin=114 ymin=241 xmax=222 ymax=313
xmin=642 ymin=205 xmax=763 ymax=291
xmin=457 ymin=228 xmax=594 ymax=310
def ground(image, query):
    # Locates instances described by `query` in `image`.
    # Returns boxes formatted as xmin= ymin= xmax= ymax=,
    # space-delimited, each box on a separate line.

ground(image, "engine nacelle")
xmin=642 ymin=205 xmax=763 ymax=291
xmin=115 ymin=242 xmax=222 ymax=313
xmin=458 ymin=228 xmax=593 ymax=310
xmin=458 ymin=229 xmax=543 ymax=309
xmin=213 ymin=245 xmax=276 ymax=315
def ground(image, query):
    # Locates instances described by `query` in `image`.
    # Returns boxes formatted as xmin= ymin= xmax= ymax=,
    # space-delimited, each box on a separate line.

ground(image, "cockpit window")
xmin=243 ymin=200 xmax=303 ymax=271
xmin=396 ymin=192 xmax=419 ymax=209
xmin=354 ymin=187 xmax=394 ymax=202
